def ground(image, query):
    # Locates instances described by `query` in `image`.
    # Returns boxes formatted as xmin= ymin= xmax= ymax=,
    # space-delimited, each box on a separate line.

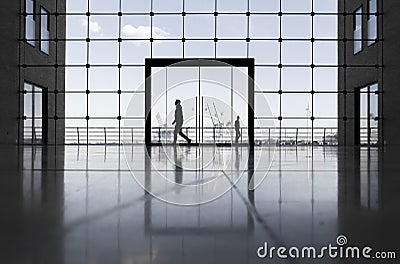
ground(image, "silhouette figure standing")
xmin=235 ymin=116 xmax=241 ymax=143
xmin=172 ymin=99 xmax=191 ymax=144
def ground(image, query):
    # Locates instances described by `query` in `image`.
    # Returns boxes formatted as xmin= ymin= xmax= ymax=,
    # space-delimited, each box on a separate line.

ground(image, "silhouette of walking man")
xmin=172 ymin=99 xmax=192 ymax=144
xmin=235 ymin=116 xmax=241 ymax=143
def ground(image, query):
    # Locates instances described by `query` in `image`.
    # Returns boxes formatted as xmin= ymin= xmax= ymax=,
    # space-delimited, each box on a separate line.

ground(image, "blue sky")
xmin=65 ymin=0 xmax=338 ymax=130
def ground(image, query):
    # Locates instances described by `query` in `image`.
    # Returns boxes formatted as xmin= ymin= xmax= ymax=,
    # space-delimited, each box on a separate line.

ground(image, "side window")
xmin=367 ymin=0 xmax=378 ymax=46
xmin=25 ymin=0 xmax=36 ymax=46
xmin=353 ymin=7 xmax=363 ymax=54
xmin=40 ymin=7 xmax=50 ymax=54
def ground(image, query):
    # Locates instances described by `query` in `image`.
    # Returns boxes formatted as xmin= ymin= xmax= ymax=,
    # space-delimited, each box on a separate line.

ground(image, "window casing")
xmin=24 ymin=82 xmax=44 ymax=144
xmin=368 ymin=0 xmax=378 ymax=46
xmin=25 ymin=0 xmax=35 ymax=46
xmin=40 ymin=7 xmax=50 ymax=54
xmin=354 ymin=7 xmax=363 ymax=54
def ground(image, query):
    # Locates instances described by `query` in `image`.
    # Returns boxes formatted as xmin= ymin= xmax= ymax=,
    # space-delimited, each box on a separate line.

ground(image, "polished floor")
xmin=0 ymin=145 xmax=399 ymax=264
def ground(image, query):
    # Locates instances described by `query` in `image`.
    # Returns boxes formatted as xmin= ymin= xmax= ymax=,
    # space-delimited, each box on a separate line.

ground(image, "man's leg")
xmin=179 ymin=128 xmax=191 ymax=143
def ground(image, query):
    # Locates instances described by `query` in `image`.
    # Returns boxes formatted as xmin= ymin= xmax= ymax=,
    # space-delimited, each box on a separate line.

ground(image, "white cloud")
xmin=81 ymin=19 xmax=102 ymax=33
xmin=121 ymin=25 xmax=170 ymax=45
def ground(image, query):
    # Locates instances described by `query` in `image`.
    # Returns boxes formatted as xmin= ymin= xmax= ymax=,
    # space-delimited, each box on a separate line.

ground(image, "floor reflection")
xmin=0 ymin=145 xmax=399 ymax=263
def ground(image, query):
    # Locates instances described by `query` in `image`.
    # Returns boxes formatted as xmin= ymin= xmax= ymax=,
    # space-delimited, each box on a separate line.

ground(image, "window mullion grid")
xmin=150 ymin=0 xmax=154 ymax=59
xmin=118 ymin=0 xmax=122 ymax=145
xmin=343 ymin=0 xmax=348 ymax=145
xmin=86 ymin=0 xmax=90 ymax=145
xmin=246 ymin=0 xmax=250 ymax=58
xmin=182 ymin=0 xmax=185 ymax=58
xmin=279 ymin=0 xmax=282 ymax=143
xmin=214 ymin=0 xmax=217 ymax=58
xmin=311 ymin=0 xmax=315 ymax=145
xmin=380 ymin=0 xmax=384 ymax=145
xmin=19 ymin=1 xmax=23 ymax=145
xmin=54 ymin=1 xmax=59 ymax=145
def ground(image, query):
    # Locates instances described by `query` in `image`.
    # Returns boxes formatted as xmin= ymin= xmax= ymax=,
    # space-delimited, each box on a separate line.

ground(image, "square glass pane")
xmin=250 ymin=0 xmax=280 ymax=13
xmin=121 ymin=41 xmax=150 ymax=64
xmin=255 ymin=67 xmax=280 ymax=91
xmin=121 ymin=15 xmax=152 ymax=47
xmin=314 ymin=42 xmax=337 ymax=65
xmin=89 ymin=93 xmax=119 ymax=118
xmin=313 ymin=94 xmax=337 ymax=118
xmin=282 ymin=0 xmax=312 ymax=13
xmin=153 ymin=41 xmax=183 ymax=57
xmin=314 ymin=0 xmax=337 ymax=13
xmin=88 ymin=16 xmax=119 ymax=39
xmin=281 ymin=93 xmax=311 ymax=118
xmin=216 ymin=41 xmax=247 ymax=58
xmin=65 ymin=93 xmax=87 ymax=118
xmin=255 ymin=93 xmax=279 ymax=118
xmin=121 ymin=0 xmax=150 ymax=13
xmin=282 ymin=68 xmax=311 ymax=91
xmin=121 ymin=68 xmax=145 ymax=91
xmin=282 ymin=16 xmax=311 ymax=39
xmin=66 ymin=68 xmax=87 ymax=91
xmin=185 ymin=15 xmax=214 ymax=39
xmin=185 ymin=0 xmax=214 ymax=12
xmin=184 ymin=41 xmax=215 ymax=58
xmin=89 ymin=67 xmax=119 ymax=91
xmin=250 ymin=15 xmax=279 ymax=38
xmin=314 ymin=15 xmax=337 ymax=39
xmin=282 ymin=42 xmax=311 ymax=65
xmin=217 ymin=0 xmax=247 ymax=12
xmin=89 ymin=0 xmax=119 ymax=13
xmin=153 ymin=15 xmax=182 ymax=38
xmin=217 ymin=15 xmax=247 ymax=38
xmin=66 ymin=41 xmax=87 ymax=64
xmin=153 ymin=0 xmax=183 ymax=13
xmin=89 ymin=42 xmax=119 ymax=64
xmin=121 ymin=93 xmax=145 ymax=118
xmin=313 ymin=68 xmax=337 ymax=92
xmin=66 ymin=0 xmax=88 ymax=13
xmin=249 ymin=41 xmax=280 ymax=64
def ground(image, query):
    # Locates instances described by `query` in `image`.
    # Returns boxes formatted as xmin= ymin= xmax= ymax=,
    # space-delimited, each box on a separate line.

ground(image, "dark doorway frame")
xmin=145 ymin=58 xmax=255 ymax=146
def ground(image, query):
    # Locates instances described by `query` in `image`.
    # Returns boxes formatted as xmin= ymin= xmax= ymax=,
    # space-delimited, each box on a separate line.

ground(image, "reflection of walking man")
xmin=235 ymin=116 xmax=241 ymax=143
xmin=172 ymin=99 xmax=191 ymax=144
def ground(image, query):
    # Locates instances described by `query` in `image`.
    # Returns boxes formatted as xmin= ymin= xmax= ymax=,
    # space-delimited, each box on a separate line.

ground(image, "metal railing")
xmin=61 ymin=126 xmax=339 ymax=145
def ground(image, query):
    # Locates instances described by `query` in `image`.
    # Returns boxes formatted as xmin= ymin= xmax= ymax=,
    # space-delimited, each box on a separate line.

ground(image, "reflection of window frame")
xmin=353 ymin=6 xmax=363 ymax=55
xmin=367 ymin=0 xmax=378 ymax=46
xmin=25 ymin=0 xmax=36 ymax=46
xmin=40 ymin=6 xmax=50 ymax=54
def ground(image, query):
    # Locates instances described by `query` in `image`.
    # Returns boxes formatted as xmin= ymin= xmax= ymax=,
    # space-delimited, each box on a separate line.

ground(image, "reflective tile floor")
xmin=0 ymin=145 xmax=399 ymax=264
